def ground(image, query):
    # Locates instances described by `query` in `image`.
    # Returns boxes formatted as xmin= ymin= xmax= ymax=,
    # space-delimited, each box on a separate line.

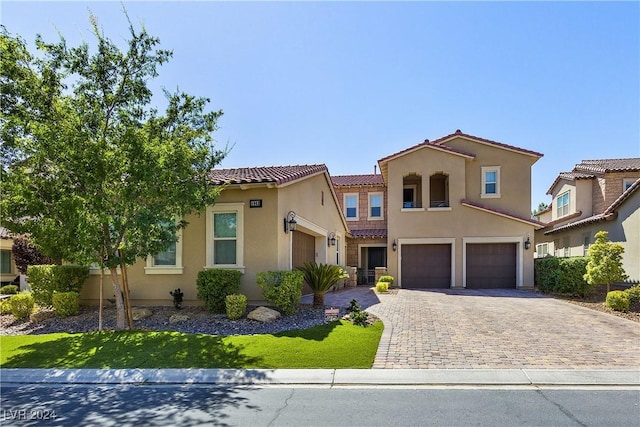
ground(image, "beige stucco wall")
xmin=549 ymin=179 xmax=593 ymax=222
xmin=80 ymin=172 xmax=348 ymax=306
xmin=0 ymin=237 xmax=17 ymax=284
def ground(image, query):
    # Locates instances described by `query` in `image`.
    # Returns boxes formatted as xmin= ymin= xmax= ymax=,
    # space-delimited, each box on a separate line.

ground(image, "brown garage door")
xmin=466 ymin=243 xmax=516 ymax=289
xmin=401 ymin=244 xmax=451 ymax=288
xmin=292 ymin=231 xmax=316 ymax=294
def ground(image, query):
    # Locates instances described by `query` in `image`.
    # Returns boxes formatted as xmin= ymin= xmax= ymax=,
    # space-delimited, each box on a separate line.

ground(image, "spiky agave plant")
xmin=297 ymin=262 xmax=347 ymax=307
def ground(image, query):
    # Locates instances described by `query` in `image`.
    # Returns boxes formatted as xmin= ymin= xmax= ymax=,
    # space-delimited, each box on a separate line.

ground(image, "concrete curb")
xmin=2 ymin=368 xmax=639 ymax=386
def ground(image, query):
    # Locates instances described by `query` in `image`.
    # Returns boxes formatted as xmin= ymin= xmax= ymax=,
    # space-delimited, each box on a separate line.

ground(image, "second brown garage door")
xmin=466 ymin=243 xmax=516 ymax=289
xmin=401 ymin=244 xmax=451 ymax=288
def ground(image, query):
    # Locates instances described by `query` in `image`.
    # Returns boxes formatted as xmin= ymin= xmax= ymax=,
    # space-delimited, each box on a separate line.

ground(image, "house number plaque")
xmin=250 ymin=199 xmax=263 ymax=208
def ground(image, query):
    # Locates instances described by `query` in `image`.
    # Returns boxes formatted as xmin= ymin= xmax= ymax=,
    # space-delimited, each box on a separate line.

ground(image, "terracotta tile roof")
xmin=544 ymin=178 xmax=640 ymax=235
xmin=430 ymin=130 xmax=543 ymax=158
xmin=331 ymin=174 xmax=385 ymax=186
xmin=575 ymin=158 xmax=640 ymax=174
xmin=378 ymin=137 xmax=476 ymax=164
xmin=209 ymin=165 xmax=328 ymax=186
xmin=350 ymin=228 xmax=388 ymax=238
xmin=460 ymin=200 xmax=546 ymax=228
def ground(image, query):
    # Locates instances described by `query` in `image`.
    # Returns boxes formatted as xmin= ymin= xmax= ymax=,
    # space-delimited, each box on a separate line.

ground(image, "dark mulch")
xmin=546 ymin=284 xmax=640 ymax=323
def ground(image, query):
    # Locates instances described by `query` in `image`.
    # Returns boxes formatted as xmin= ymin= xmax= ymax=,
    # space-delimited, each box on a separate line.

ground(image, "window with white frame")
xmin=536 ymin=243 xmax=549 ymax=258
xmin=368 ymin=192 xmax=383 ymax=220
xmin=0 ymin=250 xmax=12 ymax=274
xmin=481 ymin=166 xmax=501 ymax=198
xmin=206 ymin=203 xmax=244 ymax=269
xmin=556 ymin=191 xmax=570 ymax=218
xmin=563 ymin=237 xmax=570 ymax=257
xmin=623 ymin=178 xmax=637 ymax=191
xmin=145 ymin=219 xmax=184 ymax=274
xmin=344 ymin=194 xmax=358 ymax=220
xmin=583 ymin=234 xmax=590 ymax=256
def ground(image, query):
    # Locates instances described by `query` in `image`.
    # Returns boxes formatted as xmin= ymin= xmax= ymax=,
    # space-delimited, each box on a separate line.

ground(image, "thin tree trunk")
xmin=99 ymin=267 xmax=104 ymax=331
xmin=109 ymin=266 xmax=126 ymax=330
xmin=313 ymin=292 xmax=325 ymax=307
xmin=121 ymin=262 xmax=134 ymax=330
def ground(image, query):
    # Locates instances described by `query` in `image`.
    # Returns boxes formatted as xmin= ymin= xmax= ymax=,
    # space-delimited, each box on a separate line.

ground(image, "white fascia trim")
xmin=397 ymin=237 xmax=456 ymax=288
xmin=462 ymin=236 xmax=523 ymax=288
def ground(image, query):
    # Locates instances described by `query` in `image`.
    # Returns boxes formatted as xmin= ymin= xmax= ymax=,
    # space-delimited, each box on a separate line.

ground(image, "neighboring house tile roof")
xmin=0 ymin=227 xmax=13 ymax=239
xmin=547 ymin=158 xmax=640 ymax=194
xmin=209 ymin=165 xmax=327 ymax=186
xmin=544 ymin=178 xmax=640 ymax=235
xmin=461 ymin=200 xmax=546 ymax=228
xmin=331 ymin=174 xmax=385 ymax=186
xmin=350 ymin=228 xmax=388 ymax=238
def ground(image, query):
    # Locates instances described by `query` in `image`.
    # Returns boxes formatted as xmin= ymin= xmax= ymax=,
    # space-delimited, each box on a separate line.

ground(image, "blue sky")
xmin=3 ymin=1 xmax=639 ymax=210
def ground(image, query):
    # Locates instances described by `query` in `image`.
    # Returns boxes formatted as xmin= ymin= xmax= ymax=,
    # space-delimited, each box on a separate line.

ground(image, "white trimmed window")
xmin=368 ymin=192 xmax=383 ymax=220
xmin=481 ymin=166 xmax=501 ymax=198
xmin=556 ymin=191 xmax=570 ymax=218
xmin=0 ymin=250 xmax=12 ymax=274
xmin=145 ymin=219 xmax=184 ymax=275
xmin=344 ymin=194 xmax=358 ymax=220
xmin=536 ymin=243 xmax=549 ymax=258
xmin=206 ymin=203 xmax=244 ymax=270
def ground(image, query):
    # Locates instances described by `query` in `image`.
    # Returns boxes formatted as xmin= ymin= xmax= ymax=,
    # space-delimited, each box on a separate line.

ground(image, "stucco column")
xmin=374 ymin=267 xmax=388 ymax=284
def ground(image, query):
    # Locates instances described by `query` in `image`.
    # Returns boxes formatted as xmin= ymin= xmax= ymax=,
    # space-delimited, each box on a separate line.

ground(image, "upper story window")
xmin=402 ymin=174 xmax=422 ymax=209
xmin=536 ymin=243 xmax=549 ymax=258
xmin=429 ymin=173 xmax=449 ymax=208
xmin=556 ymin=191 xmax=570 ymax=218
xmin=368 ymin=192 xmax=383 ymax=220
xmin=344 ymin=194 xmax=358 ymax=220
xmin=623 ymin=178 xmax=637 ymax=191
xmin=0 ymin=250 xmax=12 ymax=274
xmin=206 ymin=203 xmax=245 ymax=270
xmin=481 ymin=166 xmax=501 ymax=198
xmin=145 ymin=219 xmax=184 ymax=275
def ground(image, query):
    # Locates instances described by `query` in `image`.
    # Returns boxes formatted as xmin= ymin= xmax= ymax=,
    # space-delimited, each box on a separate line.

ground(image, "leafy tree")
xmin=584 ymin=231 xmax=628 ymax=293
xmin=297 ymin=262 xmax=348 ymax=307
xmin=0 ymin=13 xmax=226 ymax=329
xmin=532 ymin=202 xmax=549 ymax=219
xmin=11 ymin=235 xmax=59 ymax=274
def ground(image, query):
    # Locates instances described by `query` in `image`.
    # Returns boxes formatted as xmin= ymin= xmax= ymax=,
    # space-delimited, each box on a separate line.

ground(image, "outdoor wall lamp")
xmin=327 ymin=232 xmax=336 ymax=247
xmin=392 ymin=240 xmax=397 ymax=252
xmin=284 ymin=211 xmax=297 ymax=233
xmin=524 ymin=234 xmax=531 ymax=250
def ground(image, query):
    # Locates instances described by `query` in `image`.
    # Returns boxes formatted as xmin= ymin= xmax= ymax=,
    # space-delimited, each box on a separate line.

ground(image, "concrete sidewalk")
xmin=2 ymin=368 xmax=639 ymax=387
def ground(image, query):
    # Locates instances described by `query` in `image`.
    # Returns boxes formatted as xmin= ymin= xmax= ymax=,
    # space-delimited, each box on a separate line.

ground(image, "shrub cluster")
xmin=9 ymin=292 xmax=35 ymax=319
xmin=375 ymin=281 xmax=389 ymax=293
xmin=605 ymin=290 xmax=630 ymax=312
xmin=0 ymin=284 xmax=19 ymax=295
xmin=0 ymin=299 xmax=12 ymax=315
xmin=347 ymin=299 xmax=368 ymax=327
xmin=52 ymin=291 xmax=79 ymax=317
xmin=196 ymin=269 xmax=242 ymax=313
xmin=378 ymin=276 xmax=395 ymax=287
xmin=256 ymin=270 xmax=304 ymax=315
xmin=27 ymin=265 xmax=89 ymax=306
xmin=535 ymin=257 xmax=592 ymax=296
xmin=624 ymin=285 xmax=640 ymax=306
xmin=225 ymin=294 xmax=247 ymax=320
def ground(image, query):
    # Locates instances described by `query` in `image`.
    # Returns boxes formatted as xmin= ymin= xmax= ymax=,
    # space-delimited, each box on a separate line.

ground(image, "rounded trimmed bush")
xmin=375 ymin=281 xmax=389 ymax=293
xmin=196 ymin=269 xmax=242 ymax=313
xmin=624 ymin=285 xmax=640 ymax=305
xmin=378 ymin=276 xmax=395 ymax=287
xmin=605 ymin=290 xmax=630 ymax=312
xmin=0 ymin=299 xmax=12 ymax=315
xmin=52 ymin=291 xmax=79 ymax=317
xmin=0 ymin=285 xmax=19 ymax=295
xmin=225 ymin=294 xmax=247 ymax=320
xmin=9 ymin=292 xmax=35 ymax=319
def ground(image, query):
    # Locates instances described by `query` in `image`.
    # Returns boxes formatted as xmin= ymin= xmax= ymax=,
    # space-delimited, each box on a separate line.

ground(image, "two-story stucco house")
xmin=333 ymin=130 xmax=544 ymax=289
xmin=0 ymin=227 xmax=18 ymax=286
xmin=80 ymin=165 xmax=349 ymax=305
xmin=535 ymin=159 xmax=640 ymax=283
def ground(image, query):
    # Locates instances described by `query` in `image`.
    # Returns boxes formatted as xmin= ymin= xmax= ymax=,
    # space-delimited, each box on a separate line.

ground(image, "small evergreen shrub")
xmin=0 ymin=285 xmax=19 ymax=295
xmin=225 ymin=294 xmax=247 ymax=320
xmin=170 ymin=288 xmax=184 ymax=310
xmin=9 ymin=292 xmax=35 ymax=319
xmin=605 ymin=290 xmax=630 ymax=312
xmin=378 ymin=275 xmax=395 ymax=287
xmin=52 ymin=291 xmax=79 ymax=317
xmin=257 ymin=270 xmax=304 ymax=315
xmin=375 ymin=281 xmax=389 ymax=293
xmin=350 ymin=310 xmax=369 ymax=327
xmin=0 ymin=299 xmax=12 ymax=315
xmin=27 ymin=265 xmax=89 ymax=306
xmin=196 ymin=269 xmax=242 ymax=313
xmin=348 ymin=299 xmax=361 ymax=313
xmin=624 ymin=285 xmax=640 ymax=305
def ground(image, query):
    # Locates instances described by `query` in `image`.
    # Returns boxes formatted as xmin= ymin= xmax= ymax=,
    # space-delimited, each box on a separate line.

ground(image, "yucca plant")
xmin=297 ymin=262 xmax=347 ymax=307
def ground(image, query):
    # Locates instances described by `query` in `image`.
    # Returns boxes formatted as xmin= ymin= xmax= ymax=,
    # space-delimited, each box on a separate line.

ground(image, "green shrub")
xmin=605 ymin=290 xmax=630 ymax=312
xmin=196 ymin=269 xmax=242 ymax=313
xmin=348 ymin=299 xmax=362 ymax=313
xmin=9 ymin=292 xmax=35 ymax=319
xmin=27 ymin=265 xmax=89 ymax=306
xmin=225 ymin=294 xmax=247 ymax=320
xmin=0 ymin=299 xmax=12 ymax=315
xmin=375 ymin=281 xmax=389 ymax=293
xmin=378 ymin=276 xmax=395 ymax=287
xmin=350 ymin=309 xmax=369 ymax=327
xmin=624 ymin=285 xmax=640 ymax=305
xmin=257 ymin=270 xmax=304 ymax=315
xmin=52 ymin=291 xmax=79 ymax=318
xmin=0 ymin=285 xmax=19 ymax=295
xmin=535 ymin=257 xmax=592 ymax=296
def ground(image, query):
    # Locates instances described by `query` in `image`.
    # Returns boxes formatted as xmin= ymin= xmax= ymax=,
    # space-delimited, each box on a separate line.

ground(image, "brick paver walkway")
xmin=317 ymin=286 xmax=640 ymax=370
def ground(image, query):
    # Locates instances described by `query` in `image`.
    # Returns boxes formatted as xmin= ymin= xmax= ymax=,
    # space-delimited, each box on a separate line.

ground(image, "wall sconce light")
xmin=524 ymin=234 xmax=531 ymax=250
xmin=284 ymin=211 xmax=297 ymax=233
xmin=392 ymin=240 xmax=397 ymax=252
xmin=327 ymin=232 xmax=336 ymax=247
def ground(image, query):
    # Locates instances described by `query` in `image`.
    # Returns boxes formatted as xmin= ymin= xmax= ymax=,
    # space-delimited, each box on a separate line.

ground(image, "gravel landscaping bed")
xmin=0 ymin=304 xmax=348 ymax=336
xmin=548 ymin=284 xmax=640 ymax=323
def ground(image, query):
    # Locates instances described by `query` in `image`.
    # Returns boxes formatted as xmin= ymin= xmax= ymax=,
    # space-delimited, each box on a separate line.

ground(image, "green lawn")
xmin=0 ymin=320 xmax=383 ymax=369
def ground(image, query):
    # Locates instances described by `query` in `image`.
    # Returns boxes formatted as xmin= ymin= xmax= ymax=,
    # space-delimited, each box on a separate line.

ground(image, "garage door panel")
xmin=402 ymin=244 xmax=451 ymax=288
xmin=466 ymin=243 xmax=516 ymax=289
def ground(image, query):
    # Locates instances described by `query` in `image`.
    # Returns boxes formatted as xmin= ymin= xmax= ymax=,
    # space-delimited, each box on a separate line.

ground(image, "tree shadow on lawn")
xmin=267 ymin=320 xmax=341 ymax=341
xmin=1 ymin=331 xmax=264 ymax=369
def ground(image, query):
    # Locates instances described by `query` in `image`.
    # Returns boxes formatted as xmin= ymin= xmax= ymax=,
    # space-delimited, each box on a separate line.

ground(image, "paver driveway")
xmin=318 ymin=287 xmax=640 ymax=369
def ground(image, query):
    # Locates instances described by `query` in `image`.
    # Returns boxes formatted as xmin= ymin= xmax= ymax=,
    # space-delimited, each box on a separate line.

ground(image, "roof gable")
xmin=546 ymin=158 xmax=640 ymax=195
xmin=431 ymin=130 xmax=543 ymax=158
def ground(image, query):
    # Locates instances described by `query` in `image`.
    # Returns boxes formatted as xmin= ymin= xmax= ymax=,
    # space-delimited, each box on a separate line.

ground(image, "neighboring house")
xmin=535 ymin=159 xmax=640 ymax=283
xmin=331 ymin=173 xmax=387 ymax=284
xmin=333 ymin=130 xmax=544 ymax=289
xmin=80 ymin=165 xmax=349 ymax=305
xmin=0 ymin=227 xmax=17 ymax=286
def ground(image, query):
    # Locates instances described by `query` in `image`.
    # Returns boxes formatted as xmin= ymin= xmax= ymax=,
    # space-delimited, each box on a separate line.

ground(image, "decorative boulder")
xmin=131 ymin=307 xmax=153 ymax=320
xmin=247 ymin=306 xmax=281 ymax=323
xmin=29 ymin=310 xmax=55 ymax=323
xmin=169 ymin=313 xmax=190 ymax=324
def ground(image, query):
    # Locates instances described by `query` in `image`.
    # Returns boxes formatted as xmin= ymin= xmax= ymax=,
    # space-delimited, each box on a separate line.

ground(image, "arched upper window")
xmin=429 ymin=173 xmax=449 ymax=208
xmin=402 ymin=174 xmax=422 ymax=209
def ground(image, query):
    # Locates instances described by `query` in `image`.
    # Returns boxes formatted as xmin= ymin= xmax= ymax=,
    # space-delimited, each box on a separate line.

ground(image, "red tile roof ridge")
xmin=209 ymin=164 xmax=328 ymax=186
xmin=378 ymin=138 xmax=475 ymax=163
xmin=331 ymin=174 xmax=385 ymax=186
xmin=460 ymin=199 xmax=546 ymax=227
